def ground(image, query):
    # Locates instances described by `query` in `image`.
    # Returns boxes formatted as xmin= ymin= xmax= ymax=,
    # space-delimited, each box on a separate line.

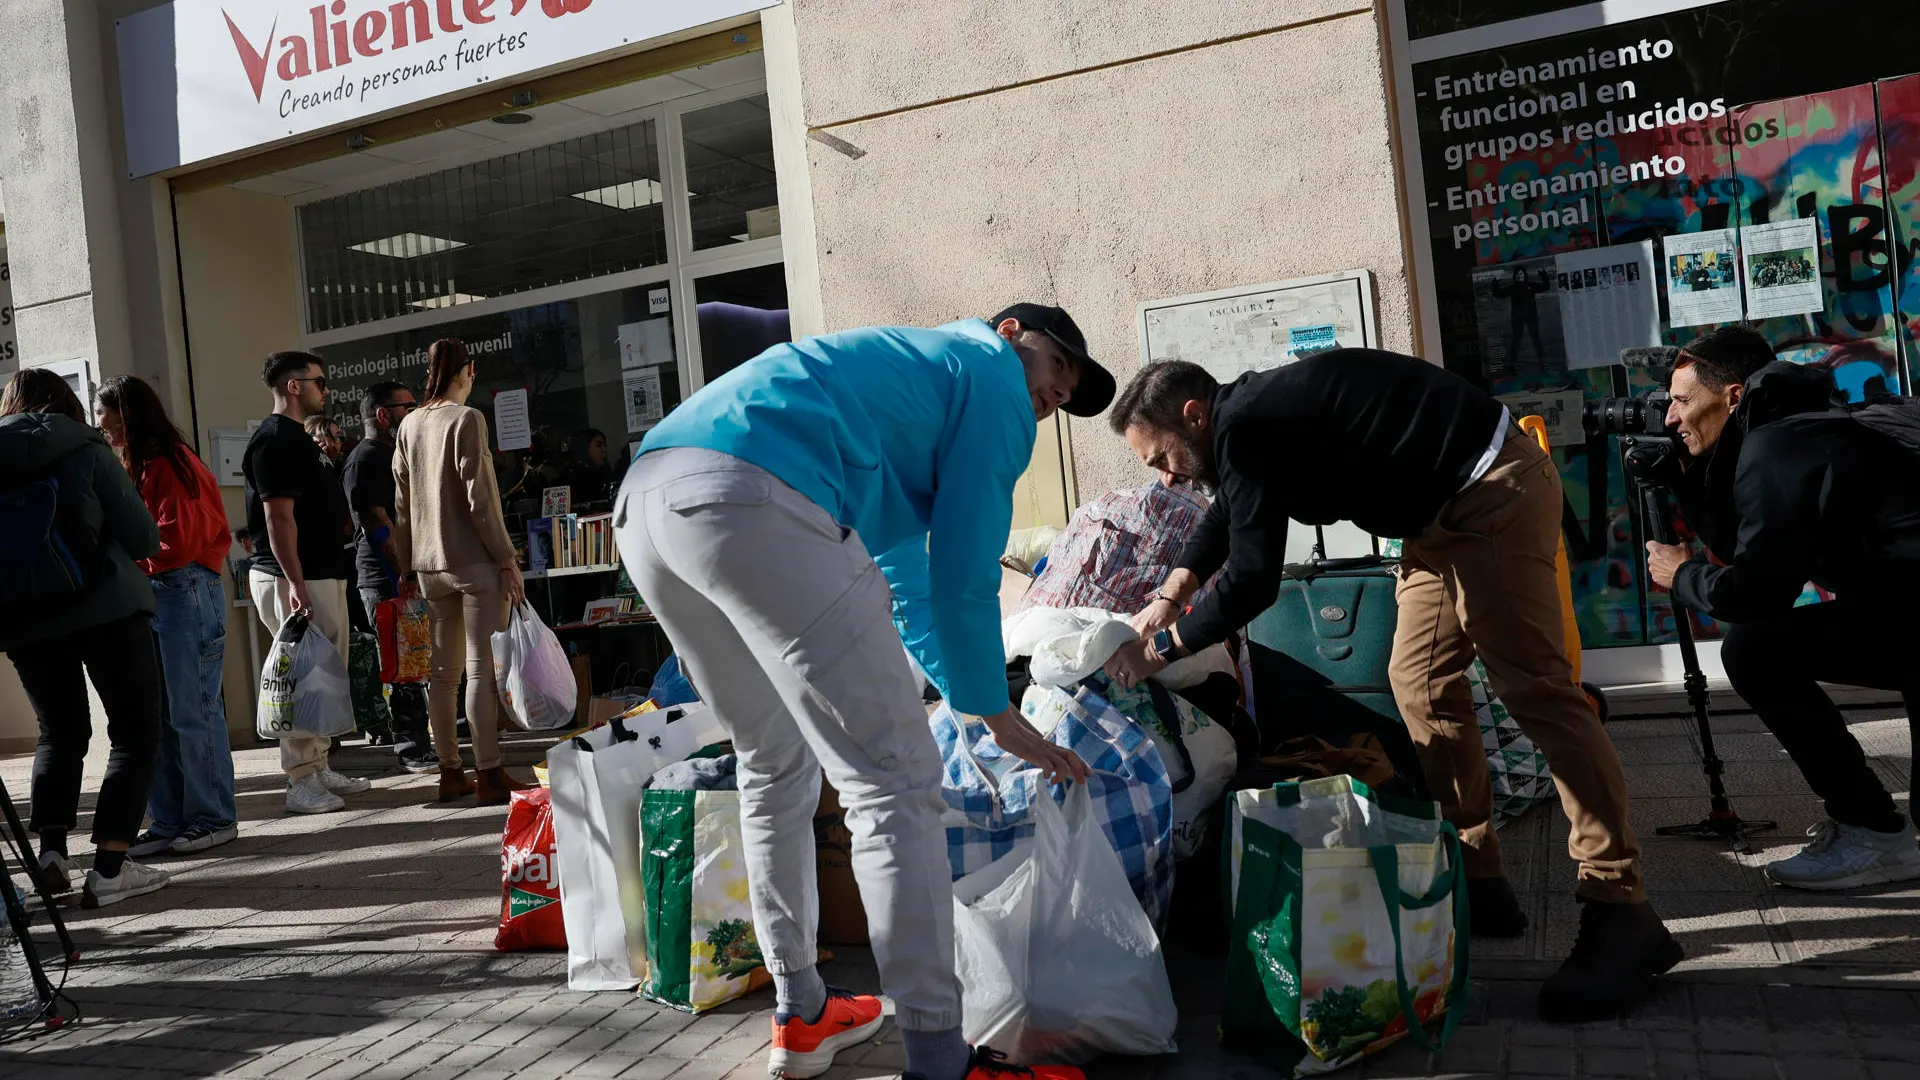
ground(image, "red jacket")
xmin=137 ymin=449 xmax=231 ymax=576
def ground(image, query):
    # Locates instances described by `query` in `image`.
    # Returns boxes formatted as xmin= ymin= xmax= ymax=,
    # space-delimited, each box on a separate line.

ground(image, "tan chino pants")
xmin=1390 ymin=431 xmax=1644 ymax=904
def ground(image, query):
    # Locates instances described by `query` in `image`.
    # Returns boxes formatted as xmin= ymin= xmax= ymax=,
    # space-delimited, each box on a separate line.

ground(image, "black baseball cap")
xmin=988 ymin=303 xmax=1116 ymax=417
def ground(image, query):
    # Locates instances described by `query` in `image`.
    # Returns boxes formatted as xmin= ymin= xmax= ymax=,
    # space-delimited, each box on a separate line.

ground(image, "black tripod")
xmin=0 ymin=773 xmax=77 ymax=1032
xmin=1623 ymin=441 xmax=1776 ymax=853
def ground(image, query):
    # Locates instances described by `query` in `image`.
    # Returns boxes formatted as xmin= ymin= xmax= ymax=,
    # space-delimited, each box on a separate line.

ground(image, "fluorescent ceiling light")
xmin=409 ymin=292 xmax=488 ymax=310
xmin=572 ymin=179 xmax=666 ymax=210
xmin=350 ymin=232 xmax=467 ymax=258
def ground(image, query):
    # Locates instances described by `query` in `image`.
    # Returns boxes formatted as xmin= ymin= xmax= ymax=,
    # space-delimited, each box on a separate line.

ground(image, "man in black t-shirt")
xmin=244 ymin=351 xmax=374 ymax=816
xmin=342 ymin=381 xmax=436 ymax=773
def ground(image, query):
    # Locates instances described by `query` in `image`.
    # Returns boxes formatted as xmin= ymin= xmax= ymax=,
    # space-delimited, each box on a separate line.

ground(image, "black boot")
xmin=1538 ymin=899 xmax=1684 ymax=1022
xmin=1467 ymin=876 xmax=1528 ymax=938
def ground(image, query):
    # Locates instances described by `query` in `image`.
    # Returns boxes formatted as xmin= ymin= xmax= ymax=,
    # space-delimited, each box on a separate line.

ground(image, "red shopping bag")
xmin=375 ymin=597 xmax=432 ymax=685
xmin=497 ymin=788 xmax=566 ymax=951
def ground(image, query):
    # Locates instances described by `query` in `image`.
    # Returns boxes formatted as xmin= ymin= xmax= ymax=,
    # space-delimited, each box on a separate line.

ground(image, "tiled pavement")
xmin=4 ymin=702 xmax=1920 ymax=1079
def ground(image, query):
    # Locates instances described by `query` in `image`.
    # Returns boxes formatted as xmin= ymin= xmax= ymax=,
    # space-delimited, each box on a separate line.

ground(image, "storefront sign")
xmin=118 ymin=0 xmax=778 ymax=177
xmin=0 ymin=247 xmax=16 ymax=367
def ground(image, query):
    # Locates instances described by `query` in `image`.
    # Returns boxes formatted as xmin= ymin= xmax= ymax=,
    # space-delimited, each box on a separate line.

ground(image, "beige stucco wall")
xmin=174 ymin=184 xmax=305 ymax=741
xmin=787 ymin=1 xmax=1413 ymax=501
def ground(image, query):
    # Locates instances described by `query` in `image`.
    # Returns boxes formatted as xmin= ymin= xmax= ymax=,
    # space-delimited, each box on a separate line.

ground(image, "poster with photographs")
xmin=1470 ymin=255 xmax=1566 ymax=377
xmin=1555 ymin=241 xmax=1659 ymax=370
xmin=1495 ymin=389 xmax=1584 ymax=447
xmin=1739 ymin=219 xmax=1823 ymax=319
xmin=1662 ymin=229 xmax=1743 ymax=327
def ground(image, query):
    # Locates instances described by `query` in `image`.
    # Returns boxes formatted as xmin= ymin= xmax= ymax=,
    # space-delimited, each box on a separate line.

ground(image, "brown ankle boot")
xmin=476 ymin=767 xmax=532 ymax=806
xmin=437 ymin=767 xmax=475 ymax=804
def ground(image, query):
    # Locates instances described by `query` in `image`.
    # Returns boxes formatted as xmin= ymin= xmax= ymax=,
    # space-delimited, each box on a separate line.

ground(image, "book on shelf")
xmin=526 ymin=512 xmax=617 ymax=571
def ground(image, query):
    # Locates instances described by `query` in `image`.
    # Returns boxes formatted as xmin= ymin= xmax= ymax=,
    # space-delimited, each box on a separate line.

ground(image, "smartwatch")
xmin=1152 ymin=628 xmax=1181 ymax=662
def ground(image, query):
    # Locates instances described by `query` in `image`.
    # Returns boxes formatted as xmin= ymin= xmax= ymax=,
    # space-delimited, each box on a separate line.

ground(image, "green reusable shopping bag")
xmin=1221 ymin=776 xmax=1472 ymax=1076
xmin=347 ymin=631 xmax=393 ymax=740
xmin=638 ymin=789 xmax=771 ymax=1012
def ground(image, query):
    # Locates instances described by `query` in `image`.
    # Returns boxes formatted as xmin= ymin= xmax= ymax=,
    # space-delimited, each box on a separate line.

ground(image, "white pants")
xmin=249 ymin=569 xmax=348 ymax=783
xmin=614 ymin=447 xmax=961 ymax=1032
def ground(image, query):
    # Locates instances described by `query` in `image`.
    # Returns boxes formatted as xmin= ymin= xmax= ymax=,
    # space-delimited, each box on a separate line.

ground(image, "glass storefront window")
xmin=692 ymin=262 xmax=791 ymax=384
xmin=312 ymin=282 xmax=680 ymax=518
xmin=682 ymin=94 xmax=780 ymax=251
xmin=1402 ymin=0 xmax=1920 ymax=647
xmin=299 ymin=120 xmax=668 ymax=333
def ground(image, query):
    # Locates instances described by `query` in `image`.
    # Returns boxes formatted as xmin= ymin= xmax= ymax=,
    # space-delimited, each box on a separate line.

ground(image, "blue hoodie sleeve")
xmin=918 ymin=360 xmax=1034 ymax=717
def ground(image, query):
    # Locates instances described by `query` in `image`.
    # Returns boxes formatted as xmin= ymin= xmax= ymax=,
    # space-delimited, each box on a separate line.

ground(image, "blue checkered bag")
xmin=931 ymin=685 xmax=1175 ymax=926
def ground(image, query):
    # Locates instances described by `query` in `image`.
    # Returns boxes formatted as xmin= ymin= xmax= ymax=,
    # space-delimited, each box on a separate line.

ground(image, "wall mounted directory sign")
xmin=1662 ymin=229 xmax=1744 ymax=328
xmin=1739 ymin=218 xmax=1824 ymax=320
xmin=116 ymin=0 xmax=780 ymax=177
xmin=1138 ymin=270 xmax=1379 ymax=385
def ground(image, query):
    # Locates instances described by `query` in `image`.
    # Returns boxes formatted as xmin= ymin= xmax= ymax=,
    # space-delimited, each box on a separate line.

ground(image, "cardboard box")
xmin=586 ymin=696 xmax=629 ymax=727
xmin=813 ymin=781 xmax=870 ymax=946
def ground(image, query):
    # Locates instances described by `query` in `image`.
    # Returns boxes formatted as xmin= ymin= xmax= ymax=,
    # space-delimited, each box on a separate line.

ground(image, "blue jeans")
xmin=149 ymin=564 xmax=238 ymax=835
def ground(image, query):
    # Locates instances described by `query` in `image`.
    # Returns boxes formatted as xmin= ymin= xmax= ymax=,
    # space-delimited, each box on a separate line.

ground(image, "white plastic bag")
xmin=256 ymin=612 xmax=354 ymax=740
xmin=953 ymin=783 xmax=1178 ymax=1064
xmin=492 ymin=603 xmax=578 ymax=731
xmin=549 ymin=704 xmax=727 ymax=992
xmin=1002 ymin=606 xmax=1235 ymax=689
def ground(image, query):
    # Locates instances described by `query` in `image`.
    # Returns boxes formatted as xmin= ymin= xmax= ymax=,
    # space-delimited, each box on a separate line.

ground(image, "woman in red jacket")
xmin=96 ymin=376 xmax=238 ymax=857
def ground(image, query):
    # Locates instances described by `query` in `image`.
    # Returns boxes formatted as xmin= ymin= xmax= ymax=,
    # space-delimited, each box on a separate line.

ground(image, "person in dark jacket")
xmin=1646 ymin=329 xmax=1920 ymax=891
xmin=1104 ymin=350 xmax=1678 ymax=1023
xmin=0 ymin=368 xmax=171 ymax=908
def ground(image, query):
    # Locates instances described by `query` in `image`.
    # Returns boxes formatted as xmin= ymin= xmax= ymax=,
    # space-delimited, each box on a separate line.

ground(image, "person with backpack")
xmin=0 ymin=368 xmax=170 ymax=908
xmin=1645 ymin=325 xmax=1920 ymax=890
xmin=95 ymin=375 xmax=239 ymax=857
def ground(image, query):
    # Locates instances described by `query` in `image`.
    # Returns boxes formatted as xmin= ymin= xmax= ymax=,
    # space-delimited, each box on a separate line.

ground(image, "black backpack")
xmin=1850 ymin=394 xmax=1920 ymax=466
xmin=0 ymin=473 xmax=89 ymax=607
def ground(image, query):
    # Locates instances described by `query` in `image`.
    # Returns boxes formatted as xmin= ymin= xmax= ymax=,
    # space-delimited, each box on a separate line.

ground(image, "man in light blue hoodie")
xmin=616 ymin=305 xmax=1112 ymax=1080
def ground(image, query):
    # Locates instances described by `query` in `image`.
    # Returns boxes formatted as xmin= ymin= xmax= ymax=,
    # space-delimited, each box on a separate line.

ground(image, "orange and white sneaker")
xmin=958 ymin=1047 xmax=1085 ymax=1080
xmin=768 ymin=989 xmax=886 ymax=1078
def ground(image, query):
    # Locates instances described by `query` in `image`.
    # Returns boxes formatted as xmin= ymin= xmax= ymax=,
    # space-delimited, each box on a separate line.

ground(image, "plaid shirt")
xmin=1019 ymin=482 xmax=1211 ymax=614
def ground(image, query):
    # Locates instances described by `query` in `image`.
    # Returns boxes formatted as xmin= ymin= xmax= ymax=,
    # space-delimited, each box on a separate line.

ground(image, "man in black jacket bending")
xmin=1105 ymin=349 xmax=1678 ymax=1022
xmin=1645 ymin=327 xmax=1920 ymax=891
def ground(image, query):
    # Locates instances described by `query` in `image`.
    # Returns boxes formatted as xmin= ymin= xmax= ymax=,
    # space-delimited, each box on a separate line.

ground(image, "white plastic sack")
xmin=1002 ymin=606 xmax=1235 ymax=690
xmin=953 ymin=783 xmax=1178 ymax=1064
xmin=492 ymin=603 xmax=578 ymax=731
xmin=255 ymin=612 xmax=354 ymax=740
xmin=549 ymin=704 xmax=727 ymax=992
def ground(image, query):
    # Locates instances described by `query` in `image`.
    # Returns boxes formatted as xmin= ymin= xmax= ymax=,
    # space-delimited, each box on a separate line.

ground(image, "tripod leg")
xmin=0 ymin=778 xmax=77 ymax=965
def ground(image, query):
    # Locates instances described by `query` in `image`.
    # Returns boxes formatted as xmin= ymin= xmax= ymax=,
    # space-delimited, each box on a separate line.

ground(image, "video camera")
xmin=1581 ymin=346 xmax=1683 ymax=480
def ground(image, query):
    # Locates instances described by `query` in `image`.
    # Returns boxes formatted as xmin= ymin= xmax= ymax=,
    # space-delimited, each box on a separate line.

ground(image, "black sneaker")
xmin=127 ymin=830 xmax=176 ymax=859
xmin=397 ymin=749 xmax=441 ymax=774
xmin=1467 ymin=876 xmax=1528 ymax=938
xmin=1538 ymin=899 xmax=1684 ymax=1022
xmin=168 ymin=822 xmax=239 ymax=854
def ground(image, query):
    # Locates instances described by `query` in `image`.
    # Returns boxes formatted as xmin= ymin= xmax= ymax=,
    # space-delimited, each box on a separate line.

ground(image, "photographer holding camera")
xmin=1643 ymin=325 xmax=1920 ymax=890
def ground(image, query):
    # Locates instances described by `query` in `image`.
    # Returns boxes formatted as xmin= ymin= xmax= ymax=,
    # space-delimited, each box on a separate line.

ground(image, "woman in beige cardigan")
xmin=393 ymin=339 xmax=531 ymax=805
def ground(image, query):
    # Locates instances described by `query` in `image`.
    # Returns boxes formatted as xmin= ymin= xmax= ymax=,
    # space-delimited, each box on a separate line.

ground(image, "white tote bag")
xmin=953 ymin=783 xmax=1178 ymax=1064
xmin=549 ymin=704 xmax=727 ymax=992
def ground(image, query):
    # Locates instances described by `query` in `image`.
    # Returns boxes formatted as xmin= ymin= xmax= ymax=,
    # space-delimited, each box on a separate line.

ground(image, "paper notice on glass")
xmin=1663 ymin=229 xmax=1744 ymax=327
xmin=1495 ymin=390 xmax=1583 ymax=447
xmin=1555 ymin=241 xmax=1659 ymax=370
xmin=618 ymin=318 xmax=674 ymax=370
xmin=492 ymin=388 xmax=532 ymax=451
xmin=1740 ymin=219 xmax=1822 ymax=319
xmin=624 ymin=368 xmax=664 ymax=434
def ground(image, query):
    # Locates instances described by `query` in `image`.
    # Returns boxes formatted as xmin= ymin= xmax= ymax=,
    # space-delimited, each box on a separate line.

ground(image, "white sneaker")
xmin=33 ymin=852 xmax=73 ymax=896
xmin=1765 ymin=820 xmax=1920 ymax=890
xmin=287 ymin=775 xmax=347 ymax=815
xmin=82 ymin=860 xmax=170 ymax=909
xmin=318 ymin=770 xmax=372 ymax=796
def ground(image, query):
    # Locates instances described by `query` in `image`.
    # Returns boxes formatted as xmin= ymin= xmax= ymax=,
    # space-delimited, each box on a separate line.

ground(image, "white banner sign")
xmin=0 ymin=246 xmax=16 ymax=368
xmin=118 ymin=0 xmax=776 ymax=177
